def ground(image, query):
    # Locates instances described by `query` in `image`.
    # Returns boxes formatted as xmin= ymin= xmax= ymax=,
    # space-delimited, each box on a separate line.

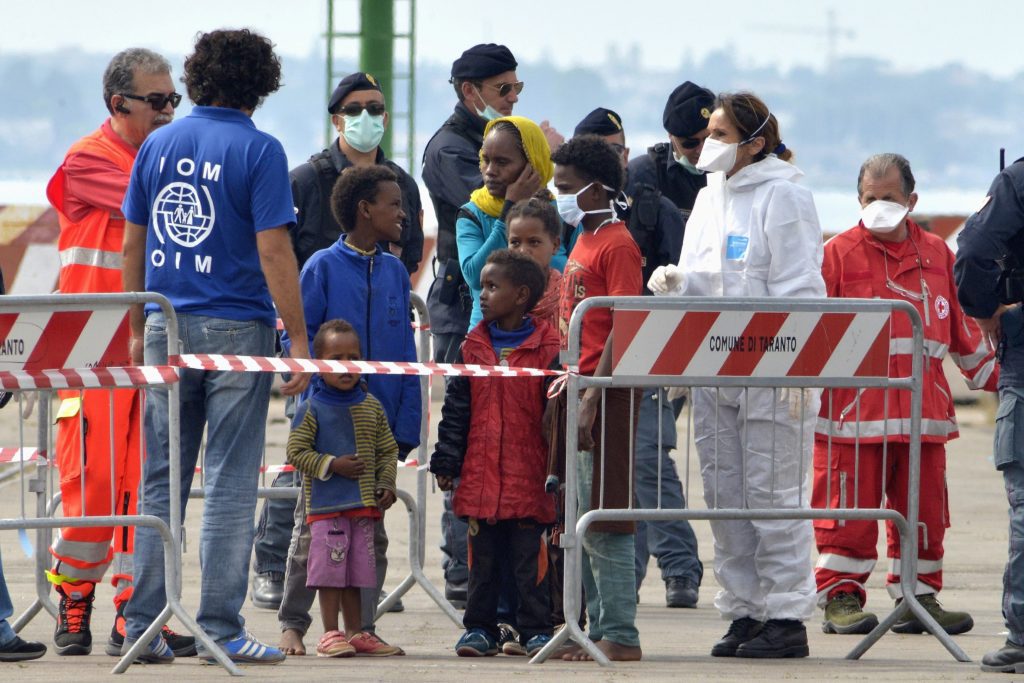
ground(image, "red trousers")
xmin=51 ymin=388 xmax=142 ymax=586
xmin=812 ymin=441 xmax=948 ymax=605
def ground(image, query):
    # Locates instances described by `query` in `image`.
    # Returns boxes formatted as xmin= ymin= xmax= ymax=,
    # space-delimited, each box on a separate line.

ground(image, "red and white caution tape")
xmin=0 ymin=365 xmax=178 ymax=390
xmin=171 ymin=354 xmax=563 ymax=378
xmin=0 ymin=447 xmax=43 ymax=464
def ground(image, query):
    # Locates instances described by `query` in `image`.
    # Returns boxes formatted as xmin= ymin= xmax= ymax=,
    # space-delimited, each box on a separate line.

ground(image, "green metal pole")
xmin=360 ymin=0 xmax=395 ymax=157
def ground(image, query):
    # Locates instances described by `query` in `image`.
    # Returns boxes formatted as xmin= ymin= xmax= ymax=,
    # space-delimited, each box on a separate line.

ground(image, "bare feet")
xmin=597 ymin=639 xmax=642 ymax=661
xmin=279 ymin=628 xmax=306 ymax=656
xmin=560 ymin=639 xmax=642 ymax=662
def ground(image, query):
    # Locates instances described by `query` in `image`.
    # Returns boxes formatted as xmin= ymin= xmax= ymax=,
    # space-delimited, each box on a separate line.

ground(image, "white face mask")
xmin=860 ymin=200 xmax=909 ymax=232
xmin=674 ymin=150 xmax=705 ymax=176
xmin=695 ymin=137 xmax=738 ymax=173
xmin=556 ymin=182 xmax=615 ymax=227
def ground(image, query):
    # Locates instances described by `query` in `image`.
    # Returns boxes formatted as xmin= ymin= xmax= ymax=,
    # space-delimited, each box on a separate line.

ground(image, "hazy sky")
xmin=3 ymin=0 xmax=1024 ymax=77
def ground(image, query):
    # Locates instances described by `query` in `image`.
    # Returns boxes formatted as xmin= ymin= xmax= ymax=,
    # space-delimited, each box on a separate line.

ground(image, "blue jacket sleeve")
xmin=457 ymin=205 xmax=508 ymax=290
xmin=393 ymin=284 xmax=422 ymax=456
xmin=955 ymin=165 xmax=1024 ymax=319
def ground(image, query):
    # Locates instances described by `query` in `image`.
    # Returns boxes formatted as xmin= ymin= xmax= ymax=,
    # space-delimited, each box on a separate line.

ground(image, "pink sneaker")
xmin=348 ymin=632 xmax=404 ymax=657
xmin=316 ymin=630 xmax=355 ymax=658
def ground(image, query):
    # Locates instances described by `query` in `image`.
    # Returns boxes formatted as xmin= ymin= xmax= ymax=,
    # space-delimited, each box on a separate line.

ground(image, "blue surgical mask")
xmin=342 ymin=110 xmax=385 ymax=153
xmin=472 ymin=86 xmax=504 ymax=121
xmin=673 ymin=150 xmax=706 ymax=176
xmin=556 ymin=182 xmax=615 ymax=227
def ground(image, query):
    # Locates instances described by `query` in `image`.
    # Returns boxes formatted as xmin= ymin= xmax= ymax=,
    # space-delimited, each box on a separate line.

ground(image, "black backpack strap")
xmin=648 ymin=143 xmax=671 ymax=194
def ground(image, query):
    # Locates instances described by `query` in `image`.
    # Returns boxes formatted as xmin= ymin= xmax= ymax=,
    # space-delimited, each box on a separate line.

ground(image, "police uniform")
xmin=954 ymin=158 xmax=1024 ymax=672
xmin=421 ymin=43 xmax=518 ymax=601
xmin=626 ymin=81 xmax=715 ymax=225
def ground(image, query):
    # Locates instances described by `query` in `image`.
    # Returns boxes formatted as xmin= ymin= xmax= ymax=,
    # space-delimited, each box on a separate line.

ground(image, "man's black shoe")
xmin=735 ymin=619 xmax=809 ymax=659
xmin=0 ymin=635 xmax=47 ymax=662
xmin=665 ymin=577 xmax=698 ymax=608
xmin=710 ymin=617 xmax=762 ymax=657
xmin=250 ymin=572 xmax=284 ymax=610
xmin=981 ymin=640 xmax=1024 ymax=673
xmin=445 ymin=582 xmax=468 ymax=610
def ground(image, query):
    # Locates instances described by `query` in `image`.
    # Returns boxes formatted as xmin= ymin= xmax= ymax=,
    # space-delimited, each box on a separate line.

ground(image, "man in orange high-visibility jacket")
xmin=45 ymin=48 xmax=193 ymax=659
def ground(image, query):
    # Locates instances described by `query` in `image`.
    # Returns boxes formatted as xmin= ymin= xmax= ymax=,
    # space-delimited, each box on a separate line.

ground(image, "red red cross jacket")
xmin=816 ymin=219 xmax=998 ymax=444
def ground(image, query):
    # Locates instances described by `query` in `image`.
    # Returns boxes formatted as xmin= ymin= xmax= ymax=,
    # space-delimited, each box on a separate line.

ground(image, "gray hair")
xmin=857 ymin=153 xmax=916 ymax=198
xmin=102 ymin=48 xmax=172 ymax=114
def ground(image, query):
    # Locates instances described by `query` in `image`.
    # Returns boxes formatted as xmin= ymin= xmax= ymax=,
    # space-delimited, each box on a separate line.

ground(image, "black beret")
xmin=574 ymin=107 xmax=624 ymax=137
xmin=328 ymin=72 xmax=383 ymax=114
xmin=450 ymin=43 xmax=518 ymax=81
xmin=662 ymin=81 xmax=715 ymax=138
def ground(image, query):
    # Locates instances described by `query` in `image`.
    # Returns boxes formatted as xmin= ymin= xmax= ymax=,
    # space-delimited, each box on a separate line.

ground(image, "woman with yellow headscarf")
xmin=457 ymin=116 xmax=568 ymax=330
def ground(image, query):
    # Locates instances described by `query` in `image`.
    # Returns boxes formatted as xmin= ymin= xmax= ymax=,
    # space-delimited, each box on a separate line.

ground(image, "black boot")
xmin=710 ymin=617 xmax=762 ymax=657
xmin=735 ymin=619 xmax=809 ymax=659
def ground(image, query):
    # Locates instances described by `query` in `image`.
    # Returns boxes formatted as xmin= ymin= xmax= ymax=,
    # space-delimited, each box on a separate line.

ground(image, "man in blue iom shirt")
xmin=121 ymin=29 xmax=309 ymax=665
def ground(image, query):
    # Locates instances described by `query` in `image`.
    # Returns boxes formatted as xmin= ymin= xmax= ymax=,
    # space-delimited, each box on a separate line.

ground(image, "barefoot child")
xmin=430 ymin=249 xmax=560 ymax=657
xmin=286 ymin=320 xmax=403 ymax=658
xmin=507 ymin=196 xmax=562 ymax=330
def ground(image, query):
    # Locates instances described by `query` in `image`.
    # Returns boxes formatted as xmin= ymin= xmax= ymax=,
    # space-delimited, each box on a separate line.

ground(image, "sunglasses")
xmin=680 ymin=137 xmax=703 ymax=150
xmin=479 ymin=81 xmax=525 ymax=98
xmin=337 ymin=102 xmax=386 ymax=117
xmin=609 ymin=143 xmax=626 ymax=156
xmin=121 ymin=92 xmax=182 ymax=111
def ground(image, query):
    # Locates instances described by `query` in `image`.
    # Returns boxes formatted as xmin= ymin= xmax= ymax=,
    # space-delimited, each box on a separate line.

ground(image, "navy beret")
xmin=328 ymin=72 xmax=383 ymax=114
xmin=574 ymin=107 xmax=624 ymax=137
xmin=450 ymin=43 xmax=518 ymax=81
xmin=662 ymin=81 xmax=715 ymax=138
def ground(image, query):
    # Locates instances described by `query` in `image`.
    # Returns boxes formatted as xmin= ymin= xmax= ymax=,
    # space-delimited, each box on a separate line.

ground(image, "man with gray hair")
xmin=45 ymin=47 xmax=194 ymax=659
xmin=811 ymin=153 xmax=997 ymax=637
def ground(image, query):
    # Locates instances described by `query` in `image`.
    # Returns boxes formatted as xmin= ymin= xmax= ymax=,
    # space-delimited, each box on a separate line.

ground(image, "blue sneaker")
xmin=120 ymin=633 xmax=174 ymax=664
xmin=201 ymin=630 xmax=286 ymax=664
xmin=455 ymin=628 xmax=498 ymax=657
xmin=525 ymin=633 xmax=552 ymax=656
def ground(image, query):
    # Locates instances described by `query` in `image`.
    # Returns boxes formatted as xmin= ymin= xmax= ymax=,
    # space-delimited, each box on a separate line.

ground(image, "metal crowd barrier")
xmin=532 ymin=295 xmax=967 ymax=666
xmin=0 ymin=293 xmax=242 ymax=674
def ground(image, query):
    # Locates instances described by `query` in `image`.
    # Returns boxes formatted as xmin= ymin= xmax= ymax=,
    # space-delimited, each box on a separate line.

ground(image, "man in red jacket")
xmin=46 ymin=47 xmax=193 ymax=658
xmin=812 ymin=153 xmax=998 ymax=637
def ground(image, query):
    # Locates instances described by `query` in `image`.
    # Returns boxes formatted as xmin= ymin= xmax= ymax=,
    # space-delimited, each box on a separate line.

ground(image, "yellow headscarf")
xmin=469 ymin=116 xmax=554 ymax=218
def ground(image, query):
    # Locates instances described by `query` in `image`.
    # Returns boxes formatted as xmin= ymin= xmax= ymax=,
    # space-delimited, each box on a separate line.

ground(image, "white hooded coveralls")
xmin=665 ymin=155 xmax=825 ymax=621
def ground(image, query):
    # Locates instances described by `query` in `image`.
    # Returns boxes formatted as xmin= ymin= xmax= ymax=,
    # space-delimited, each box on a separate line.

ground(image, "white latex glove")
xmin=647 ymin=264 xmax=684 ymax=295
xmin=20 ymin=392 xmax=36 ymax=420
xmin=667 ymin=386 xmax=689 ymax=403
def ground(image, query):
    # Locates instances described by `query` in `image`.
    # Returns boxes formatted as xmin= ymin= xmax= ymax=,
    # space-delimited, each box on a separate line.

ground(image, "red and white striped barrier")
xmin=612 ymin=309 xmax=891 ymax=378
xmin=0 ymin=310 xmax=131 ymax=373
xmin=170 ymin=354 xmax=562 ymax=378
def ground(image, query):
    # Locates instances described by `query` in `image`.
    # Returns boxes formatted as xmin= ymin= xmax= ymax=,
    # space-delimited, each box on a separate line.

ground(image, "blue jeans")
xmin=578 ymin=450 xmax=639 ymax=647
xmin=126 ymin=312 xmax=274 ymax=643
xmin=633 ymin=389 xmax=703 ymax=589
xmin=253 ymin=469 xmax=297 ymax=576
xmin=0 ymin=546 xmax=15 ymax=647
xmin=996 ymin=386 xmax=1024 ymax=644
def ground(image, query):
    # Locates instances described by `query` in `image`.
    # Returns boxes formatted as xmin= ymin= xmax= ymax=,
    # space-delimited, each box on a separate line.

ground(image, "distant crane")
xmin=749 ymin=8 xmax=855 ymax=74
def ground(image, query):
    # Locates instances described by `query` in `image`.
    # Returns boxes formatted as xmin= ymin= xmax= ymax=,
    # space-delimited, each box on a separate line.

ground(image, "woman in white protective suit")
xmin=648 ymin=91 xmax=824 ymax=660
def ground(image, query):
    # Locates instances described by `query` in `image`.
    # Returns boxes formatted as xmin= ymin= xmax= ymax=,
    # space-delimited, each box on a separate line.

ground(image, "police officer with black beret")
xmin=955 ymin=157 xmax=1024 ymax=674
xmin=626 ymin=81 xmax=715 ymax=226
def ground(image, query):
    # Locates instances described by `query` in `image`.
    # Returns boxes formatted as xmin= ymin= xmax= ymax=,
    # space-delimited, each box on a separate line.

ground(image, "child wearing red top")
xmin=550 ymin=135 xmax=643 ymax=662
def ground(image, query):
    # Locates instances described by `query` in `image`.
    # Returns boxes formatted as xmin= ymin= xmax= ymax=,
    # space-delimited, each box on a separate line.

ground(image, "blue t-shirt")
xmin=122 ymin=106 xmax=295 ymax=325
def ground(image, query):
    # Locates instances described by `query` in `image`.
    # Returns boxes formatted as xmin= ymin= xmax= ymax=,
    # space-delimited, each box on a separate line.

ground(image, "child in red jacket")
xmin=430 ymin=249 xmax=560 ymax=658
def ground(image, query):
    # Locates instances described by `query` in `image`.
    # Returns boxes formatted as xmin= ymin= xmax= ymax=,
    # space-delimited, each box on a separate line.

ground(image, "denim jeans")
xmin=578 ymin=450 xmax=639 ymax=647
xmin=125 ymin=312 xmax=274 ymax=643
xmin=253 ymin=469 xmax=297 ymax=576
xmin=633 ymin=389 xmax=703 ymax=589
xmin=996 ymin=386 xmax=1024 ymax=644
xmin=0 ymin=546 xmax=15 ymax=647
